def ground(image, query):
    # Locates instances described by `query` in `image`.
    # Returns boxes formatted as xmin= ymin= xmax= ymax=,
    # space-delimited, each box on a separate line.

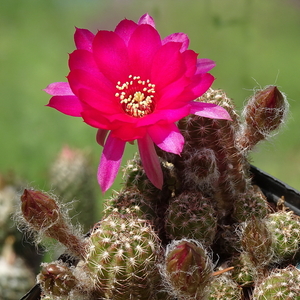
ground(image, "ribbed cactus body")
xmin=252 ymin=266 xmax=300 ymax=300
xmin=85 ymin=212 xmax=161 ymax=299
xmin=267 ymin=211 xmax=300 ymax=261
xmin=165 ymin=192 xmax=217 ymax=246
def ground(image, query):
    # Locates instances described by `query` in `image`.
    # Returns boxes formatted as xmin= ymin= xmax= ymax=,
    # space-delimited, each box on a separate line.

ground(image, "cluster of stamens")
xmin=115 ymin=75 xmax=156 ymax=118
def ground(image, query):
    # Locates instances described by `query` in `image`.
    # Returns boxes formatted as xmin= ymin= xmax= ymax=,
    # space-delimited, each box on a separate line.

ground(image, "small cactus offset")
xmin=267 ymin=211 xmax=300 ymax=261
xmin=165 ymin=192 xmax=217 ymax=247
xmin=18 ymin=84 xmax=300 ymax=300
xmin=252 ymin=266 xmax=300 ymax=300
xmin=85 ymin=212 xmax=162 ymax=300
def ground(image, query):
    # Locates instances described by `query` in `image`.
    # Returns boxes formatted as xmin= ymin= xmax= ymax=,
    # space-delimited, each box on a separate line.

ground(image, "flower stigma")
xmin=115 ymin=75 xmax=156 ymax=118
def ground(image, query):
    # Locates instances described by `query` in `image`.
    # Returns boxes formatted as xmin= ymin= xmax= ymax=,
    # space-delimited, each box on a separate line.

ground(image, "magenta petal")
xmin=46 ymin=95 xmax=82 ymax=117
xmin=128 ymin=24 xmax=161 ymax=77
xmin=148 ymin=123 xmax=184 ymax=155
xmin=196 ymin=58 xmax=216 ymax=74
xmin=74 ymin=28 xmax=95 ymax=51
xmin=68 ymin=69 xmax=113 ymax=100
xmin=44 ymin=82 xmax=74 ymax=96
xmin=96 ymin=128 xmax=109 ymax=146
xmin=78 ymin=88 xmax=119 ymax=114
xmin=93 ymin=30 xmax=129 ymax=83
xmin=68 ymin=50 xmax=98 ymax=74
xmin=137 ymin=135 xmax=163 ymax=190
xmin=181 ymin=50 xmax=198 ymax=77
xmin=190 ymin=102 xmax=232 ymax=120
xmin=162 ymin=32 xmax=189 ymax=52
xmin=156 ymin=76 xmax=191 ymax=109
xmin=189 ymin=73 xmax=215 ymax=99
xmin=138 ymin=14 xmax=156 ymax=28
xmin=97 ymin=134 xmax=126 ymax=192
xmin=151 ymin=42 xmax=184 ymax=89
xmin=114 ymin=19 xmax=138 ymax=45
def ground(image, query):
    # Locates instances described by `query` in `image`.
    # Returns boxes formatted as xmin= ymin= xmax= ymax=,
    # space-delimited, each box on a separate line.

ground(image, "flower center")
xmin=115 ymin=75 xmax=156 ymax=118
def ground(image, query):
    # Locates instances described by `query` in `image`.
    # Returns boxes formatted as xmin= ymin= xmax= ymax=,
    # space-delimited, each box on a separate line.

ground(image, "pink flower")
xmin=45 ymin=14 xmax=231 ymax=192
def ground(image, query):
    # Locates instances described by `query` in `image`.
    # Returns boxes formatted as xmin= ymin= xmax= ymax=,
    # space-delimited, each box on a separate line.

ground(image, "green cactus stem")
xmin=252 ymin=266 xmax=300 ymax=300
xmin=165 ymin=192 xmax=217 ymax=247
xmin=267 ymin=211 xmax=300 ymax=261
xmin=85 ymin=212 xmax=162 ymax=300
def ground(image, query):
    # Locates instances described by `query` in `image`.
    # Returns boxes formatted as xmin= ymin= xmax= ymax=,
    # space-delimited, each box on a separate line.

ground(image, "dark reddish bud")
xmin=20 ymin=189 xmax=87 ymax=258
xmin=38 ymin=262 xmax=77 ymax=296
xmin=241 ymin=217 xmax=273 ymax=267
xmin=21 ymin=189 xmax=60 ymax=230
xmin=245 ymin=86 xmax=286 ymax=131
xmin=239 ymin=86 xmax=288 ymax=150
xmin=165 ymin=240 xmax=213 ymax=298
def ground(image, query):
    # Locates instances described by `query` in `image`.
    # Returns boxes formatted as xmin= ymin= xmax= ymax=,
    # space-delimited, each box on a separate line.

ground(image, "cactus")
xmin=252 ymin=266 xmax=300 ymax=300
xmin=232 ymin=185 xmax=271 ymax=222
xmin=267 ymin=211 xmax=300 ymax=261
xmin=85 ymin=212 xmax=162 ymax=299
xmin=165 ymin=192 xmax=217 ymax=247
xmin=0 ymin=235 xmax=36 ymax=300
xmin=18 ymin=85 xmax=299 ymax=300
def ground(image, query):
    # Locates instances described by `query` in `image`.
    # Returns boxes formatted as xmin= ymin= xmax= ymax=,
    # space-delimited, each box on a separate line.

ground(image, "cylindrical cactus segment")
xmin=163 ymin=239 xmax=214 ymax=299
xmin=85 ymin=212 xmax=161 ymax=300
xmin=252 ymin=266 xmax=300 ymax=300
xmin=176 ymin=89 xmax=249 ymax=218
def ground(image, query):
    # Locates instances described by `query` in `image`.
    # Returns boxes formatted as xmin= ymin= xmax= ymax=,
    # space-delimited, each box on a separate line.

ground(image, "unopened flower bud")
xmin=239 ymin=86 xmax=288 ymax=150
xmin=164 ymin=239 xmax=213 ymax=299
xmin=240 ymin=217 xmax=274 ymax=268
xmin=38 ymin=262 xmax=77 ymax=296
xmin=246 ymin=86 xmax=286 ymax=129
xmin=21 ymin=189 xmax=60 ymax=230
xmin=20 ymin=189 xmax=87 ymax=258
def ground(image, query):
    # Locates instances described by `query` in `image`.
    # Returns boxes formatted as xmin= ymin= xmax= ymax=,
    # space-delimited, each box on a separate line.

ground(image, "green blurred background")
xmin=1 ymin=0 xmax=300 ymax=200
